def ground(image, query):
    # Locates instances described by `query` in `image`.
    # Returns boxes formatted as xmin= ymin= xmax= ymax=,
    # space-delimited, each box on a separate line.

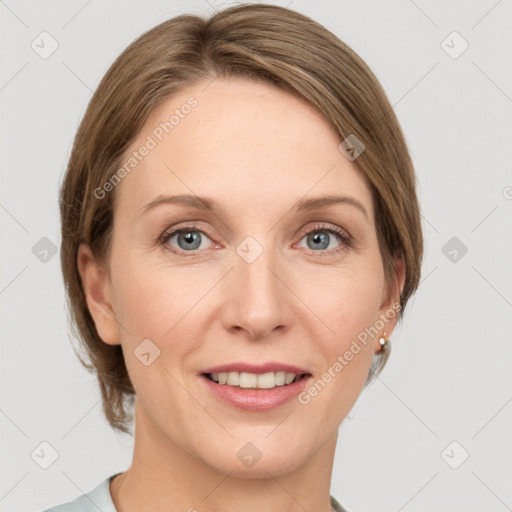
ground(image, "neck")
xmin=112 ymin=399 xmax=338 ymax=512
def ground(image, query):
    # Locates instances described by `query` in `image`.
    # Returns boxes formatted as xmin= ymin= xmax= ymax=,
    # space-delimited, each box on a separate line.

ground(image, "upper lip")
xmin=200 ymin=362 xmax=311 ymax=375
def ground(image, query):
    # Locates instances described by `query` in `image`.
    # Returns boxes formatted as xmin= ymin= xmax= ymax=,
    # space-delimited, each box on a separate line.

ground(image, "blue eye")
xmin=160 ymin=222 xmax=352 ymax=258
xmin=301 ymin=230 xmax=341 ymax=251
xmin=296 ymin=224 xmax=353 ymax=258
xmin=162 ymin=225 xmax=212 ymax=253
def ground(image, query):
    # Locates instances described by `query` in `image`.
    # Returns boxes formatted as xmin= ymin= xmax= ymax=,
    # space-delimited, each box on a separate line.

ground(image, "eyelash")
xmin=159 ymin=222 xmax=353 ymax=258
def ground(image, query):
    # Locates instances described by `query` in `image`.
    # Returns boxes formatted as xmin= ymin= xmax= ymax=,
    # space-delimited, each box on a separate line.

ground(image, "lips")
xmin=200 ymin=370 xmax=313 ymax=411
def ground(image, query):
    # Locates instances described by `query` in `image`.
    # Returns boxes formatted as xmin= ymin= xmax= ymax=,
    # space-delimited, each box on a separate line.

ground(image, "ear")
xmin=376 ymin=251 xmax=406 ymax=342
xmin=77 ymin=243 xmax=121 ymax=345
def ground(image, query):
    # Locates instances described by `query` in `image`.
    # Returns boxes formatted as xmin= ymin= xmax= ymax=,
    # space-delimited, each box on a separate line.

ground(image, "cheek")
xmin=295 ymin=265 xmax=383 ymax=400
xmin=111 ymin=248 xmax=196 ymax=338
xmin=110 ymin=254 xmax=220 ymax=388
xmin=112 ymin=259 xmax=198 ymax=413
xmin=295 ymin=262 xmax=384 ymax=337
xmin=296 ymin=276 xmax=379 ymax=430
xmin=114 ymin=271 xmax=169 ymax=339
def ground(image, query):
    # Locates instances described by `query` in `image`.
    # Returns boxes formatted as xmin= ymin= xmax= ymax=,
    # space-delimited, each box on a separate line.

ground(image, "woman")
xmin=44 ymin=3 xmax=423 ymax=511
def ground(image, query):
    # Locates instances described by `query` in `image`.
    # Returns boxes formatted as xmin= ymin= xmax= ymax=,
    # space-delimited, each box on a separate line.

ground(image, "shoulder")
xmin=330 ymin=494 xmax=350 ymax=512
xmin=40 ymin=474 xmax=118 ymax=512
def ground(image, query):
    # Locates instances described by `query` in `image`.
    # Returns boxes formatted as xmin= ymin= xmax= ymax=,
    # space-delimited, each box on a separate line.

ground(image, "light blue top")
xmin=41 ymin=473 xmax=120 ymax=512
xmin=41 ymin=472 xmax=348 ymax=511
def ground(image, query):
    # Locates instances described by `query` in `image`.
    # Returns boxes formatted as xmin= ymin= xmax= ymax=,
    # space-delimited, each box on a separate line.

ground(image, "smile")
xmin=200 ymin=371 xmax=313 ymax=412
xmin=204 ymin=371 xmax=309 ymax=389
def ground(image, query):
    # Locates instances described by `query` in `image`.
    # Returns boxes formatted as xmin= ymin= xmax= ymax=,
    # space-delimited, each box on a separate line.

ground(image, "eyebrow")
xmin=138 ymin=193 xmax=369 ymax=220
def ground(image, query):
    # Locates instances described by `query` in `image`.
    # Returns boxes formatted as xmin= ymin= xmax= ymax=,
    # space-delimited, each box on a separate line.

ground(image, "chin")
xmin=200 ymin=440 xmax=311 ymax=478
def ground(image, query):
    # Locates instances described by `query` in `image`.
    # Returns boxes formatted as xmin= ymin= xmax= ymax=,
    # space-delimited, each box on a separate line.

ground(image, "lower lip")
xmin=200 ymin=374 xmax=312 ymax=412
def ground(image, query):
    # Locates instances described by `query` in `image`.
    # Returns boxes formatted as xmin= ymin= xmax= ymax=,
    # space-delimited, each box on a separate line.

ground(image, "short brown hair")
xmin=60 ymin=3 xmax=423 ymax=434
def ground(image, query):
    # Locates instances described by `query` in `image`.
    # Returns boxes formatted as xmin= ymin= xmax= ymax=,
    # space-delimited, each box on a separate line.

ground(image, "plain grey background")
xmin=1 ymin=1 xmax=511 ymax=511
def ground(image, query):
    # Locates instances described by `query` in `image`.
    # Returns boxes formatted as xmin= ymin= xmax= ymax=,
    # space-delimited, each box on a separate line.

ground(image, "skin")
xmin=78 ymin=76 xmax=405 ymax=512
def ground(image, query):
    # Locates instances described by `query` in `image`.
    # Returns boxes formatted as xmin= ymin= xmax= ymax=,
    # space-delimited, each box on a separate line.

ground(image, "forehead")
xmin=115 ymin=77 xmax=373 ymax=221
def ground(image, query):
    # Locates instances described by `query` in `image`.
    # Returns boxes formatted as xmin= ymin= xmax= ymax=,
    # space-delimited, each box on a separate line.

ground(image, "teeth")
xmin=226 ymin=372 xmax=240 ymax=386
xmin=274 ymin=371 xmax=286 ymax=386
xmin=239 ymin=372 xmax=258 ymax=388
xmin=208 ymin=371 xmax=303 ymax=389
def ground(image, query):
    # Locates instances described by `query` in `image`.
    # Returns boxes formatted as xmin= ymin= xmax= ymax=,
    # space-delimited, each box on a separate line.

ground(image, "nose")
xmin=221 ymin=244 xmax=294 ymax=341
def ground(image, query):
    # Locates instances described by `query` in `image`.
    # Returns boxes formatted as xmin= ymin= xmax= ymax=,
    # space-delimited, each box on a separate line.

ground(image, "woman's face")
xmin=80 ymin=76 xmax=403 ymax=477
